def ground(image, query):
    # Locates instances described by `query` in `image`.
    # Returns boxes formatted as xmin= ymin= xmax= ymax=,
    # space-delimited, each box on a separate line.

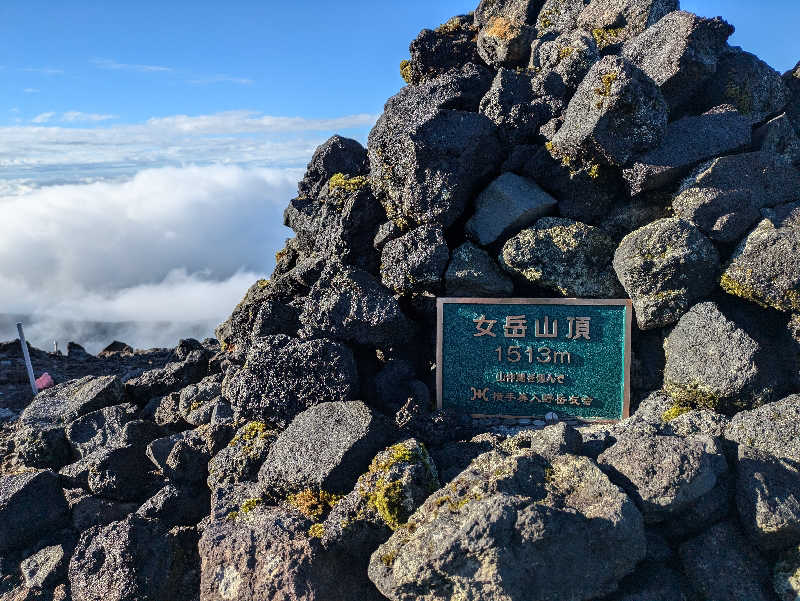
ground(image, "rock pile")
xmin=2 ymin=0 xmax=800 ymax=599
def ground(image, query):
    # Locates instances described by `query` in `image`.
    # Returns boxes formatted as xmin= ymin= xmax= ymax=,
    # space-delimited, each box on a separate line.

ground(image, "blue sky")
xmin=0 ymin=0 xmax=798 ymax=351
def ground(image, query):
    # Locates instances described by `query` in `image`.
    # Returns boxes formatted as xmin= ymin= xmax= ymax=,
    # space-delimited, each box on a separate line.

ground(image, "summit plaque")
xmin=436 ymin=298 xmax=632 ymax=422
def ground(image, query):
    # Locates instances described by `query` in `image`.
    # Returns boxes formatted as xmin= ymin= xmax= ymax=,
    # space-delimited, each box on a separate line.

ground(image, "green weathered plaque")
xmin=436 ymin=298 xmax=632 ymax=422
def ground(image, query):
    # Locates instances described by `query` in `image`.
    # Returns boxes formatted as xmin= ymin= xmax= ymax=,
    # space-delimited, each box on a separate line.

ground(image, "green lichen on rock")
xmin=436 ymin=16 xmax=463 ymax=35
xmin=399 ymin=60 xmax=413 ymax=84
xmin=365 ymin=477 xmax=405 ymax=530
xmin=591 ymin=27 xmax=625 ymax=50
xmin=228 ymin=421 xmax=274 ymax=447
xmin=226 ymin=497 xmax=263 ymax=521
xmin=661 ymin=404 xmax=692 ymax=422
xmin=664 ymin=379 xmax=722 ymax=412
xmin=307 ymin=523 xmax=325 ymax=539
xmin=328 ymin=172 xmax=369 ymax=196
xmin=287 ymin=489 xmax=341 ymax=520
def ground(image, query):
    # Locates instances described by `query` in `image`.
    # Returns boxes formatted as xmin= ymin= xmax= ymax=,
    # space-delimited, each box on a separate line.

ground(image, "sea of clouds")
xmin=0 ymin=111 xmax=375 ymax=353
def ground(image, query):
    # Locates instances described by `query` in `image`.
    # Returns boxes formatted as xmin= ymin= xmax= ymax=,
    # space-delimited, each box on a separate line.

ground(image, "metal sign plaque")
xmin=436 ymin=298 xmax=632 ymax=422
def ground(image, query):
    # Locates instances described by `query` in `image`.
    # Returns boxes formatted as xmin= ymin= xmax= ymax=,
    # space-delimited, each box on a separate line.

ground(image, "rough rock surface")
xmin=500 ymin=217 xmax=623 ymax=297
xmin=725 ymin=394 xmax=800 ymax=462
xmin=613 ymin=217 xmax=720 ymax=329
xmin=0 ymin=471 xmax=68 ymax=553
xmin=444 ymin=242 xmax=514 ymax=297
xmin=368 ymin=449 xmax=645 ymax=601
xmin=380 ymin=225 xmax=450 ymax=295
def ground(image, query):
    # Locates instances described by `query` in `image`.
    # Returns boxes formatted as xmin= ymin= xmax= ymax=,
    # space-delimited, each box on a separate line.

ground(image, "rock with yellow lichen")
xmin=500 ymin=216 xmax=624 ymax=298
xmin=368 ymin=445 xmax=645 ymax=601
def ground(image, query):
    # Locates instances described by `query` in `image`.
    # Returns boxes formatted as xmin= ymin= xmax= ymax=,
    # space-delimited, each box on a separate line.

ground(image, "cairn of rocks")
xmin=2 ymin=0 xmax=800 ymax=599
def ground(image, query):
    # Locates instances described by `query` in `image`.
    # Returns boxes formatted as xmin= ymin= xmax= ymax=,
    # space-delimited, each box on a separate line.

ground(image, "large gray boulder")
xmin=736 ymin=445 xmax=800 ymax=553
xmin=550 ymin=55 xmax=668 ymax=167
xmin=597 ymin=433 xmax=728 ymax=523
xmin=613 ymin=218 xmax=720 ymax=329
xmin=725 ymin=394 xmax=800 ymax=462
xmin=621 ymin=11 xmax=734 ymax=113
xmin=297 ymin=135 xmax=367 ymax=200
xmin=663 ymin=301 xmax=790 ymax=413
xmin=500 ymin=217 xmax=624 ymax=297
xmin=679 ymin=521 xmax=774 ymax=601
xmin=672 ymin=151 xmax=800 ymax=243
xmin=576 ymin=0 xmax=678 ymax=47
xmin=65 ymin=403 xmax=138 ymax=458
xmin=301 ymin=262 xmax=414 ymax=349
xmin=380 ymin=224 xmax=449 ymax=294
xmin=623 ymin=107 xmax=751 ymax=196
xmin=221 ymin=334 xmax=358 ymax=427
xmin=0 ymin=471 xmax=69 ymax=554
xmin=721 ymin=213 xmax=800 ymax=313
xmin=444 ymin=242 xmax=514 ymax=297
xmin=405 ymin=15 xmax=482 ymax=85
xmin=208 ymin=421 xmax=277 ymax=490
xmin=368 ymin=450 xmax=645 ymax=601
xmin=528 ymin=30 xmax=599 ymax=99
xmin=532 ymin=0 xmax=589 ymax=41
xmin=19 ymin=375 xmax=125 ymax=430
xmin=368 ymin=63 xmax=502 ymax=228
xmin=465 ymin=172 xmax=558 ymax=246
xmin=698 ymin=48 xmax=788 ymax=123
xmin=258 ymin=401 xmax=394 ymax=497
xmin=476 ymin=14 xmax=536 ymax=68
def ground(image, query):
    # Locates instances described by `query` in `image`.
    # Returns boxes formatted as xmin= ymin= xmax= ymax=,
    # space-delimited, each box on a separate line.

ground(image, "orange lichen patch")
xmin=485 ymin=16 xmax=519 ymax=40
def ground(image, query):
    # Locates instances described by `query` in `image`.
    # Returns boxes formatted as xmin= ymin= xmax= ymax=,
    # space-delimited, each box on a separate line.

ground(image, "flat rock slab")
xmin=623 ymin=108 xmax=751 ymax=196
xmin=19 ymin=375 xmax=124 ymax=429
xmin=466 ymin=172 xmax=558 ymax=246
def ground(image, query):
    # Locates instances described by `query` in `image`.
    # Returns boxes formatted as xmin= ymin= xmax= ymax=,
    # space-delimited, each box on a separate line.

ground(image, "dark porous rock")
xmin=69 ymin=515 xmax=198 ymax=601
xmin=577 ymin=0 xmax=678 ymax=47
xmin=644 ymin=531 xmax=673 ymax=563
xmin=613 ymin=390 xmax=673 ymax=437
xmin=117 ymin=419 xmax=165 ymax=448
xmin=672 ymin=150 xmax=800 ymax=244
xmin=550 ymin=55 xmax=667 ymax=167
xmin=597 ymin=432 xmax=727 ymax=523
xmin=19 ymin=375 xmax=125 ymax=430
xmin=380 ymin=224 xmax=449 ymax=295
xmin=428 ymin=432 xmax=501 ymax=485
xmin=0 ymin=471 xmax=68 ymax=554
xmin=528 ymin=30 xmax=598 ymax=98
xmin=604 ymin=562 xmax=689 ymax=601
xmin=404 ymin=16 xmax=482 ymax=85
xmin=662 ymin=409 xmax=730 ymax=439
xmin=368 ymin=450 xmax=645 ymax=601
xmin=623 ymin=106 xmax=751 ymax=196
xmin=698 ymin=48 xmax=788 ymax=123
xmin=221 ymin=334 xmax=358 ymax=427
xmin=258 ymin=401 xmax=393 ymax=497
xmin=660 ymin=472 xmax=732 ymax=541
xmin=478 ymin=68 xmax=560 ymax=143
xmin=373 ymin=221 xmax=400 ymax=251
xmin=82 ymin=444 xmax=162 ymax=502
xmin=284 ymin=181 xmax=384 ymax=273
xmin=445 ymin=242 xmax=514 ymax=297
xmin=64 ymin=488 xmax=137 ymax=532
xmin=500 ymin=217 xmax=623 ymax=297
xmin=736 ymin=445 xmax=800 ymax=553
xmin=754 ymin=113 xmax=800 ymax=166
xmin=621 ymin=11 xmax=734 ymax=113
xmin=785 ymin=60 xmax=800 ymax=134
xmin=532 ymin=0 xmax=589 ymax=40
xmin=613 ymin=217 xmax=720 ymax=330
xmin=177 ymin=373 xmax=221 ymax=419
xmin=135 ymin=483 xmax=209 ymax=531
xmin=20 ymin=544 xmax=67 ymax=590
xmin=725 ymin=394 xmax=800 ymax=462
xmin=500 ymin=422 xmax=583 ymax=459
xmin=663 ymin=301 xmax=790 ymax=413
xmin=774 ymin=544 xmax=800 ymax=601
xmin=207 ymin=421 xmax=276 ymax=490
xmin=368 ymin=63 xmax=502 ymax=228
xmin=474 ymin=0 xmax=545 ymax=28
xmin=321 ymin=439 xmax=439 ymax=576
xmin=65 ymin=403 xmax=138 ymax=458
xmin=125 ymin=348 xmax=209 ymax=406
xmin=297 ymin=135 xmax=367 ymax=200
xmin=578 ymin=424 xmax=613 ymax=459
xmin=98 ymin=340 xmax=134 ymax=357
xmin=301 ymin=262 xmax=414 ymax=350
xmin=373 ymin=360 xmax=429 ymax=413
xmin=600 ymin=191 xmax=672 ymax=242
xmin=630 ymin=328 xmax=668 ymax=393
xmin=465 ymin=172 xmax=558 ymax=246
xmin=14 ymin=425 xmax=71 ymax=470
xmin=476 ymin=15 xmax=536 ymax=68
xmin=679 ymin=520 xmax=773 ymax=601
xmin=721 ymin=217 xmax=800 ymax=313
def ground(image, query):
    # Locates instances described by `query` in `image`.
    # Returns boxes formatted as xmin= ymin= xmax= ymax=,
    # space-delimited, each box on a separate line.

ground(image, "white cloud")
xmin=0 ymin=165 xmax=304 ymax=350
xmin=62 ymin=111 xmax=118 ymax=122
xmin=186 ymin=75 xmax=254 ymax=85
xmin=91 ymin=58 xmax=172 ymax=72
xmin=31 ymin=112 xmax=55 ymax=123
xmin=23 ymin=88 xmax=39 ymax=94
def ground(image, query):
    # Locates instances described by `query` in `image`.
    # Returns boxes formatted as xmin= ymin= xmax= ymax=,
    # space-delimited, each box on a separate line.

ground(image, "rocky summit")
xmin=2 ymin=1 xmax=800 ymax=600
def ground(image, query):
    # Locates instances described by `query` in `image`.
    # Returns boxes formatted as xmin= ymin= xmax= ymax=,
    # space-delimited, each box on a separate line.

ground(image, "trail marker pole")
xmin=16 ymin=322 xmax=38 ymax=397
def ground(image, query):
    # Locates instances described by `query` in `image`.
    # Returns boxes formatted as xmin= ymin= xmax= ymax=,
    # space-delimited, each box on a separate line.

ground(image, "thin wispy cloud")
xmin=31 ymin=112 xmax=56 ymax=123
xmin=22 ymin=67 xmax=64 ymax=75
xmin=62 ymin=111 xmax=118 ymax=122
xmin=91 ymin=58 xmax=172 ymax=72
xmin=23 ymin=88 xmax=39 ymax=94
xmin=146 ymin=110 xmax=377 ymax=134
xmin=187 ymin=75 xmax=254 ymax=86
